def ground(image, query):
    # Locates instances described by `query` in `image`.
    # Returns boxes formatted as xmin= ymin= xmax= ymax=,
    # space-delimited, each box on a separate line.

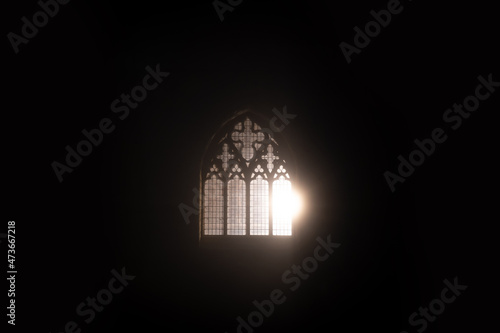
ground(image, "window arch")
xmin=200 ymin=111 xmax=295 ymax=238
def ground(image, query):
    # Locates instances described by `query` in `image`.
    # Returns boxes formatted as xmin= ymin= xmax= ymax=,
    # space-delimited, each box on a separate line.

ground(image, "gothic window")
xmin=201 ymin=111 xmax=295 ymax=238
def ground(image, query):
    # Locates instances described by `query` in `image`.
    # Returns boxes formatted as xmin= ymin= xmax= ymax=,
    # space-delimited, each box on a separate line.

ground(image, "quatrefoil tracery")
xmin=210 ymin=117 xmax=288 ymax=180
xmin=231 ymin=117 xmax=266 ymax=161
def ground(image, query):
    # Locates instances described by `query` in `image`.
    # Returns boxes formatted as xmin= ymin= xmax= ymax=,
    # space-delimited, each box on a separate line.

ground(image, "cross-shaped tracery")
xmin=216 ymin=143 xmax=235 ymax=171
xmin=262 ymin=144 xmax=279 ymax=172
xmin=231 ymin=117 xmax=265 ymax=161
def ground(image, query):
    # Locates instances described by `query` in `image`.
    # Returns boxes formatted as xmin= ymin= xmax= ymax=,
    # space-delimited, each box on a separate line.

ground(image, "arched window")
xmin=200 ymin=111 xmax=295 ymax=239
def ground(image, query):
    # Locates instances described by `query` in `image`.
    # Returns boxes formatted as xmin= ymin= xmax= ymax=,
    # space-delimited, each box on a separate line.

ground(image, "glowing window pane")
xmin=272 ymin=176 xmax=292 ymax=235
xmin=201 ymin=115 xmax=296 ymax=238
xmin=250 ymin=176 xmax=269 ymax=235
xmin=228 ymin=178 xmax=246 ymax=235
xmin=203 ymin=176 xmax=224 ymax=235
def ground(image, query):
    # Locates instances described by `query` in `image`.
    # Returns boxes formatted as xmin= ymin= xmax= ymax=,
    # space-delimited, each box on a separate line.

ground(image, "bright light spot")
xmin=274 ymin=190 xmax=302 ymax=218
xmin=272 ymin=179 xmax=303 ymax=235
xmin=290 ymin=190 xmax=303 ymax=218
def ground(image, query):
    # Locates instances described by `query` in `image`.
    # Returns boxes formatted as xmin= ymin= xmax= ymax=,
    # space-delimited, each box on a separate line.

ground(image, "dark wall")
xmin=4 ymin=1 xmax=497 ymax=332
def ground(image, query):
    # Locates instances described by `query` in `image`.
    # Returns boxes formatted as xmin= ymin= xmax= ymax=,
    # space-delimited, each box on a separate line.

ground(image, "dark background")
xmin=4 ymin=0 xmax=498 ymax=332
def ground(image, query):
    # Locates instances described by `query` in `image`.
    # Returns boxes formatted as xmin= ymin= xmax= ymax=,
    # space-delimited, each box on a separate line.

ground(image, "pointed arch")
xmin=200 ymin=110 xmax=296 ymax=239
